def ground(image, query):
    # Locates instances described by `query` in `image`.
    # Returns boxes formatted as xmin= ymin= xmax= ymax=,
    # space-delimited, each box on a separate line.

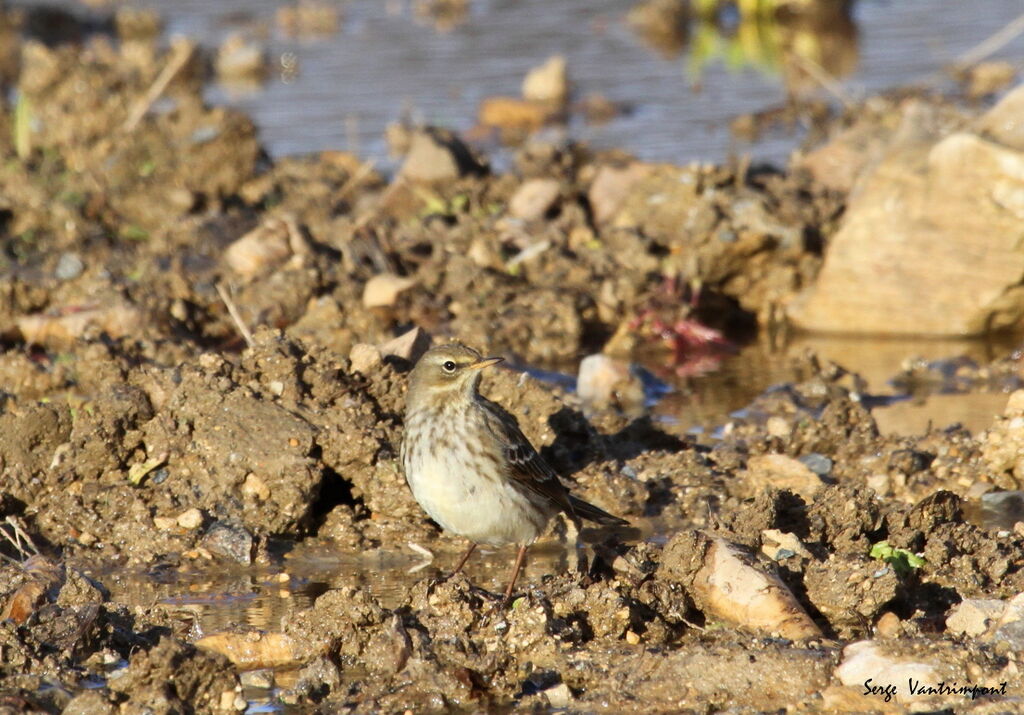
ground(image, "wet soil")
xmin=1 ymin=11 xmax=1023 ymax=714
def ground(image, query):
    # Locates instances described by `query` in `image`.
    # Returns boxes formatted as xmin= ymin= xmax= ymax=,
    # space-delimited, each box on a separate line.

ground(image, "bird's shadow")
xmin=539 ymin=406 xmax=688 ymax=478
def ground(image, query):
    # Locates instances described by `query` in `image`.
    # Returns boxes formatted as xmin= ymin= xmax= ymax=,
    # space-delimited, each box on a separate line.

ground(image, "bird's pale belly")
xmin=405 ymin=452 xmax=551 ymax=546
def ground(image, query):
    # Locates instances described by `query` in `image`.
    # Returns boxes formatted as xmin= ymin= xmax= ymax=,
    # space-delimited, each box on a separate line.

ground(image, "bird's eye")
xmin=442 ymin=360 xmax=457 ymax=373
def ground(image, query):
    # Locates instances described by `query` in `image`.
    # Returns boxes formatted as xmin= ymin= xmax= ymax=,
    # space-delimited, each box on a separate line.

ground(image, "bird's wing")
xmin=476 ymin=396 xmax=579 ymax=518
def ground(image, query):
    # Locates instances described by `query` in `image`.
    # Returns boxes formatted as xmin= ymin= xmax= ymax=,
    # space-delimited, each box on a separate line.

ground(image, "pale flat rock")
xmin=363 ymin=273 xmax=416 ymax=308
xmin=224 ymin=219 xmax=291 ymax=279
xmin=741 ymin=454 xmax=825 ymax=501
xmin=946 ymin=598 xmax=1007 ymax=637
xmin=379 ymin=326 xmax=432 ymax=364
xmin=835 ymin=640 xmax=938 ymax=704
xmin=348 ymin=343 xmax=382 ymax=374
xmin=789 ymin=123 xmax=1024 ymax=336
xmin=509 ymin=178 xmax=560 ymax=221
xmin=521 ymin=55 xmax=568 ymax=105
xmin=398 ymin=128 xmax=483 ymax=182
xmin=587 ymin=162 xmax=654 ymax=224
xmin=977 ymin=81 xmax=1024 ymax=151
xmin=576 ymin=353 xmax=644 ymax=412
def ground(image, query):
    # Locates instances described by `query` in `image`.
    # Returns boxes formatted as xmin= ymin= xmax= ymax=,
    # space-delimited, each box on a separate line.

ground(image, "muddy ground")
xmin=1 ymin=8 xmax=1023 ymax=714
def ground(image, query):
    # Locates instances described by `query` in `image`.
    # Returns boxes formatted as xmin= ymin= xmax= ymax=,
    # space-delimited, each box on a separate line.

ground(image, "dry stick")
xmin=953 ymin=11 xmax=1024 ymax=70
xmin=337 ymin=158 xmax=379 ymax=201
xmin=123 ymin=39 xmax=195 ymax=133
xmin=786 ymin=52 xmax=854 ymax=110
xmin=216 ymin=283 xmax=255 ymax=350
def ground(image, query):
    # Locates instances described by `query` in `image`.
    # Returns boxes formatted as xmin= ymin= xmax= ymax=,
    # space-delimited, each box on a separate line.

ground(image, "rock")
xmin=981 ymin=390 xmax=1024 ymax=489
xmin=946 ymin=598 xmax=1007 ymax=637
xmin=16 ymin=303 xmax=145 ymax=348
xmin=215 ymin=33 xmax=267 ymax=81
xmin=153 ymin=516 xmax=177 ymax=531
xmin=521 ymin=55 xmax=568 ymax=105
xmin=478 ymin=97 xmax=551 ymax=132
xmin=508 ymin=178 xmax=560 ymax=221
xmin=379 ymin=326 xmax=432 ymax=364
xmin=576 ymin=353 xmax=644 ymax=413
xmin=242 ymin=473 xmax=271 ymax=502
xmin=224 ymin=220 xmax=292 ymax=279
xmin=544 ymin=683 xmax=572 ymax=708
xmin=760 ymin=529 xmax=811 ymax=560
xmin=55 ymin=252 xmax=84 ymax=281
xmin=875 ymin=611 xmax=901 ymax=638
xmin=741 ymin=454 xmax=825 ymax=501
xmin=349 ymin=343 xmax=383 ymax=374
xmin=587 ymin=162 xmax=653 ymax=224
xmin=977 ymin=81 xmax=1024 ymax=151
xmin=964 ymin=61 xmax=1017 ymax=100
xmin=659 ymin=531 xmax=822 ymax=640
xmin=201 ymin=521 xmax=253 ymax=564
xmin=196 ymin=631 xmax=305 ymax=670
xmin=63 ymin=689 xmax=117 ymax=715
xmin=398 ymin=128 xmax=483 ymax=182
xmin=276 ymin=1 xmax=341 ymax=38
xmin=177 ymin=508 xmax=204 ymax=530
xmin=834 ymin=640 xmax=938 ymax=704
xmin=789 ymin=112 xmax=1024 ymax=336
xmin=362 ymin=273 xmax=416 ymax=308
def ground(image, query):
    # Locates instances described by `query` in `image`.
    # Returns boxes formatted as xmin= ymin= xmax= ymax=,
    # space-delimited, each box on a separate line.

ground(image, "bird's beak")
xmin=467 ymin=356 xmax=504 ymax=371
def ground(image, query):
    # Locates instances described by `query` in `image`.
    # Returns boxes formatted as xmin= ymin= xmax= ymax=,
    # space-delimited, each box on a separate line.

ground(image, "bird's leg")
xmin=449 ymin=542 xmax=478 ymax=578
xmin=498 ymin=544 xmax=529 ymax=609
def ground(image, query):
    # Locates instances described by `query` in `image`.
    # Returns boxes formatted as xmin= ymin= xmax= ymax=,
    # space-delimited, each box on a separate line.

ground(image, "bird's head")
xmin=407 ymin=343 xmax=503 ymax=407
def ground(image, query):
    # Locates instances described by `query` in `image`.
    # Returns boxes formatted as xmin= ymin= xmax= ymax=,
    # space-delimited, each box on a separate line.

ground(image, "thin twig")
xmin=953 ymin=11 xmax=1024 ymax=70
xmin=787 ymin=52 xmax=854 ymax=110
xmin=337 ymin=158 xmax=378 ymax=201
xmin=123 ymin=39 xmax=195 ymax=133
xmin=216 ymin=283 xmax=255 ymax=349
xmin=1 ymin=517 xmax=39 ymax=559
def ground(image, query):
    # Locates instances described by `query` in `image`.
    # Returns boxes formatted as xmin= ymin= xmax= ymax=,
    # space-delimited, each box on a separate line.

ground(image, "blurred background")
xmin=19 ymin=0 xmax=1024 ymax=166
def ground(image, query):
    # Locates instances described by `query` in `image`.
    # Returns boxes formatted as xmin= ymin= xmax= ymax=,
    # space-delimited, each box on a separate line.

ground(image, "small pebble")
xmin=55 ymin=252 xmax=85 ymax=281
xmin=177 ymin=508 xmax=203 ymax=529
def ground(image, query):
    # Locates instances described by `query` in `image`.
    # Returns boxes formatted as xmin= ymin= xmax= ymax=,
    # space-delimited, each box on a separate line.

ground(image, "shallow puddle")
xmin=37 ymin=0 xmax=1024 ymax=166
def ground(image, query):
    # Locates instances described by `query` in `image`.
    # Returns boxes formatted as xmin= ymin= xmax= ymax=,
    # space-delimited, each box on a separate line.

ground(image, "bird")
xmin=400 ymin=342 xmax=628 ymax=606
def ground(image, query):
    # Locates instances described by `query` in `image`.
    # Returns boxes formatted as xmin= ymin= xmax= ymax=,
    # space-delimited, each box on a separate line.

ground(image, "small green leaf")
xmin=870 ymin=540 xmax=925 ymax=576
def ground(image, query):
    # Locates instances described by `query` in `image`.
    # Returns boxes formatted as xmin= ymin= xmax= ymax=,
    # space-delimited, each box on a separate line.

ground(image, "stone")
xmin=508 ymin=178 xmax=560 ymax=221
xmin=177 ymin=508 xmax=204 ymax=530
xmin=349 ymin=343 xmax=383 ymax=374
xmin=978 ymin=82 xmax=1024 ymax=151
xmin=399 ymin=128 xmax=483 ymax=182
xmin=789 ymin=112 xmax=1024 ymax=336
xmin=362 ymin=273 xmax=416 ymax=309
xmin=225 ymin=220 xmax=291 ymax=279
xmin=576 ymin=353 xmax=644 ymax=413
xmin=378 ymin=326 xmax=432 ymax=364
xmin=946 ymin=598 xmax=1007 ymax=637
xmin=742 ymin=454 xmax=825 ymax=501
xmin=215 ymin=33 xmax=267 ymax=81
xmin=835 ymin=640 xmax=938 ymax=704
xmin=965 ymin=61 xmax=1017 ymax=100
xmin=55 ymin=252 xmax=84 ymax=281
xmin=478 ymin=97 xmax=550 ymax=132
xmin=981 ymin=390 xmax=1024 ymax=489
xmin=587 ymin=162 xmax=653 ymax=224
xmin=522 ymin=55 xmax=568 ymax=105
xmin=201 ymin=521 xmax=254 ymax=564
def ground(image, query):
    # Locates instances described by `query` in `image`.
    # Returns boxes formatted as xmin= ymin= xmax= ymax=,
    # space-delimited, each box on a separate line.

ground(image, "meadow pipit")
xmin=401 ymin=343 xmax=627 ymax=606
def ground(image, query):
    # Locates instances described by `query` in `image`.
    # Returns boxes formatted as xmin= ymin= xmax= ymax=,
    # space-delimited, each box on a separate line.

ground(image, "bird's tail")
xmin=569 ymin=495 xmax=629 ymax=527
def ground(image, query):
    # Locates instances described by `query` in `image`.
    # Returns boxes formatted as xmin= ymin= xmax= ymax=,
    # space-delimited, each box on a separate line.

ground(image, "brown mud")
xmin=1 ymin=8 xmax=1023 ymax=714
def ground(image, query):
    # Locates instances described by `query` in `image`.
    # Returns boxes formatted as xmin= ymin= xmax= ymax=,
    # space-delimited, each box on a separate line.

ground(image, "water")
xmin=32 ymin=0 xmax=1024 ymax=167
